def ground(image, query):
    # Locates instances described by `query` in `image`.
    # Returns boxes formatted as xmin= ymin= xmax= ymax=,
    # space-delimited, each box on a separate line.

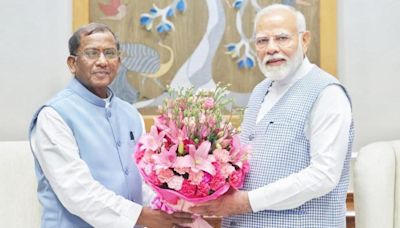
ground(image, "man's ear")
xmin=301 ymin=30 xmax=311 ymax=55
xmin=67 ymin=56 xmax=77 ymax=75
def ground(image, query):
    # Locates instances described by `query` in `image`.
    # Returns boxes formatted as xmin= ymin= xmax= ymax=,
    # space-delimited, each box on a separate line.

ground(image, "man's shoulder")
xmin=30 ymin=89 xmax=74 ymax=132
xmin=308 ymin=66 xmax=339 ymax=85
xmin=46 ymin=88 xmax=75 ymax=106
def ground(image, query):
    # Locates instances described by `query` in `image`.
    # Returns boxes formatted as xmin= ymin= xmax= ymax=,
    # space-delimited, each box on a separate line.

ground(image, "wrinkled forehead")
xmin=255 ymin=9 xmax=297 ymax=36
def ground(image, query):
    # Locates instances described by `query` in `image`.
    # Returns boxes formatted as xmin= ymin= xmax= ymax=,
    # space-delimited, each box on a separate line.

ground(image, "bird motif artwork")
xmin=92 ymin=0 xmax=319 ymax=109
xmin=98 ymin=0 xmax=127 ymax=20
xmin=110 ymin=42 xmax=174 ymax=103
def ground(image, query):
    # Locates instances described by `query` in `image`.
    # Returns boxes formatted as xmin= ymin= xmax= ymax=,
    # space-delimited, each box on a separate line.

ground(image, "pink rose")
xmin=179 ymin=179 xmax=197 ymax=197
xmin=167 ymin=176 xmax=184 ymax=190
xmin=229 ymin=169 xmax=244 ymax=189
xmin=220 ymin=163 xmax=235 ymax=178
xmin=210 ymin=174 xmax=226 ymax=190
xmin=203 ymin=97 xmax=214 ymax=109
xmin=157 ymin=168 xmax=174 ymax=183
xmin=188 ymin=170 xmax=204 ymax=185
xmin=196 ymin=182 xmax=211 ymax=197
xmin=214 ymin=148 xmax=230 ymax=163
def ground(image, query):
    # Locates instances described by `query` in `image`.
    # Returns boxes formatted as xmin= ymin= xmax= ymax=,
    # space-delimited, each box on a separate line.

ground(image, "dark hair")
xmin=68 ymin=23 xmax=120 ymax=55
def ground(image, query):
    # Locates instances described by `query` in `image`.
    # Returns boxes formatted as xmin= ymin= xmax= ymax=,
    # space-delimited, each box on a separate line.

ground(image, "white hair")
xmin=254 ymin=4 xmax=306 ymax=33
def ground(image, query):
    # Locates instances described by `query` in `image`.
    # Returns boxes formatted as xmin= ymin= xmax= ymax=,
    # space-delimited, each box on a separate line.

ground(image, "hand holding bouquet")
xmin=133 ymin=85 xmax=251 ymax=227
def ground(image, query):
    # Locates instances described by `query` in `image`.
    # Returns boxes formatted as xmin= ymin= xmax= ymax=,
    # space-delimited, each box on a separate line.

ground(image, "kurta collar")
xmin=69 ymin=78 xmax=114 ymax=107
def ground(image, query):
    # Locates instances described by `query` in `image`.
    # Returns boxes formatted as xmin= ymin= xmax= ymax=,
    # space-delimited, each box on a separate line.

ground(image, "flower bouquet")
xmin=133 ymin=85 xmax=251 ymax=227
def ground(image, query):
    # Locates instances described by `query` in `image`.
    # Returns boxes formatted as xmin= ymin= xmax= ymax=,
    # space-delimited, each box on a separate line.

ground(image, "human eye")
xmin=256 ymin=37 xmax=269 ymax=46
xmin=276 ymin=35 xmax=290 ymax=42
xmin=104 ymin=49 xmax=118 ymax=59
xmin=84 ymin=49 xmax=99 ymax=59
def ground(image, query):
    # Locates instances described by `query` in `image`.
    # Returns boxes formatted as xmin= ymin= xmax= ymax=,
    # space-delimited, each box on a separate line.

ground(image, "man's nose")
xmin=95 ymin=52 xmax=108 ymax=65
xmin=266 ymin=39 xmax=279 ymax=55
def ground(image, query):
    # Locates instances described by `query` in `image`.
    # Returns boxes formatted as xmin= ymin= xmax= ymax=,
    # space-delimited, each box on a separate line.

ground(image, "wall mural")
xmin=89 ymin=0 xmax=320 ymax=114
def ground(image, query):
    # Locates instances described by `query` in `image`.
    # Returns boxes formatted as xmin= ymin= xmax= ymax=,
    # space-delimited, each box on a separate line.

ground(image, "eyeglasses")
xmin=254 ymin=32 xmax=301 ymax=50
xmin=74 ymin=48 xmax=119 ymax=60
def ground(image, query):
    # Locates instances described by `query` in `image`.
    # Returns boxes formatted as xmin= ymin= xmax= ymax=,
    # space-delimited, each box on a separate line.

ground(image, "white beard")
xmin=258 ymin=43 xmax=304 ymax=81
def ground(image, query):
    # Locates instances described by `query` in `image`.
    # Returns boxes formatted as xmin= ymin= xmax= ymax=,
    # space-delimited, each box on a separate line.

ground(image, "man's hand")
xmin=189 ymin=189 xmax=252 ymax=217
xmin=137 ymin=207 xmax=193 ymax=228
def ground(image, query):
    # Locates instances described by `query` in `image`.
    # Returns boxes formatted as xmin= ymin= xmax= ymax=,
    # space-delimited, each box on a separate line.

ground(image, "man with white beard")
xmin=191 ymin=4 xmax=354 ymax=228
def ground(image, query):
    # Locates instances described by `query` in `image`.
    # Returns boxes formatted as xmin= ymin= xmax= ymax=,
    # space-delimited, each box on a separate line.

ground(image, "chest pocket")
xmin=118 ymin=130 xmax=139 ymax=172
xmin=264 ymin=116 xmax=302 ymax=134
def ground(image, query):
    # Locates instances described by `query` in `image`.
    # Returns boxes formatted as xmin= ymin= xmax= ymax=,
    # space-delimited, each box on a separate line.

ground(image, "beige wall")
xmin=0 ymin=0 xmax=71 ymax=140
xmin=337 ymin=0 xmax=400 ymax=151
xmin=1 ymin=0 xmax=400 ymax=154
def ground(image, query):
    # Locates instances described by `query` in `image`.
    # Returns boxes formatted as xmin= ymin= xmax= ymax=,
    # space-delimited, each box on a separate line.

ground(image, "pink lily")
xmin=229 ymin=135 xmax=251 ymax=166
xmin=165 ymin=120 xmax=187 ymax=145
xmin=152 ymin=144 xmax=178 ymax=170
xmin=174 ymin=141 xmax=216 ymax=175
xmin=153 ymin=115 xmax=169 ymax=131
xmin=139 ymin=125 xmax=165 ymax=152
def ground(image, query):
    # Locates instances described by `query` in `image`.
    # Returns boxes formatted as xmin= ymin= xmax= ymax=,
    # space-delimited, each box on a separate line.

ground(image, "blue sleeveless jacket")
xmin=30 ymin=78 xmax=143 ymax=227
xmin=223 ymin=67 xmax=354 ymax=228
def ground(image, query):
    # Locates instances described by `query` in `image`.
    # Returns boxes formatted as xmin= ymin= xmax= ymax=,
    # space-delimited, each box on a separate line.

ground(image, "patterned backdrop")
xmin=87 ymin=0 xmax=321 ymax=114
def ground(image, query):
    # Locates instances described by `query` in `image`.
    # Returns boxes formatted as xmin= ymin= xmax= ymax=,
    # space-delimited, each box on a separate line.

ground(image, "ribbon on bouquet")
xmin=151 ymin=195 xmax=213 ymax=228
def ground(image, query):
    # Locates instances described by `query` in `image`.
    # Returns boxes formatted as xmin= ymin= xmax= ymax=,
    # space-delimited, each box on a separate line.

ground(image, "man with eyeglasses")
xmin=191 ymin=4 xmax=354 ymax=228
xmin=29 ymin=23 xmax=193 ymax=228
